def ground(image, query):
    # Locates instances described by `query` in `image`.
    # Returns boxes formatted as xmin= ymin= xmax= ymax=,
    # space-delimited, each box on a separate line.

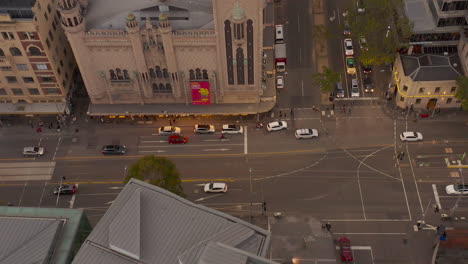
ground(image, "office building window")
xmin=415 ymin=98 xmax=421 ymax=104
xmin=0 ymin=88 xmax=6 ymax=95
xmin=28 ymin=46 xmax=41 ymax=56
xmin=39 ymin=76 xmax=54 ymax=82
xmin=44 ymin=88 xmax=60 ymax=94
xmin=418 ymin=87 xmax=425 ymax=93
xmin=6 ymin=76 xmax=18 ymax=83
xmin=9 ymin=47 xmax=22 ymax=56
xmin=17 ymin=64 xmax=28 ymax=71
xmin=0 ymin=48 xmax=4 ymax=57
xmin=434 ymin=87 xmax=440 ymax=93
xmin=403 ymin=85 xmax=408 ymax=92
xmin=446 ymin=98 xmax=452 ymax=104
xmin=23 ymin=77 xmax=34 ymax=83
xmin=28 ymin=88 xmax=40 ymax=95
xmin=12 ymin=88 xmax=23 ymax=95
xmin=0 ymin=66 xmax=12 ymax=71
xmin=450 ymin=87 xmax=456 ymax=93
xmin=35 ymin=63 xmax=48 ymax=70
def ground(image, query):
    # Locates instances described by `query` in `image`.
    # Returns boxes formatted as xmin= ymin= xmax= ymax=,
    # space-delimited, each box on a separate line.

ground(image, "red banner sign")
xmin=191 ymin=81 xmax=211 ymax=105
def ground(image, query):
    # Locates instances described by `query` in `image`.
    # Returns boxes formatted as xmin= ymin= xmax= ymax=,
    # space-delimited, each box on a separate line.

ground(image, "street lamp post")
xmin=55 ymin=176 xmax=66 ymax=207
xmin=249 ymin=168 xmax=253 ymax=223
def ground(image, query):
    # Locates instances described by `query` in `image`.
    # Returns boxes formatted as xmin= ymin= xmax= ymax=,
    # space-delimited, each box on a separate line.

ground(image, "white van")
xmin=275 ymin=25 xmax=284 ymax=43
xmin=276 ymin=76 xmax=284 ymax=89
xmin=351 ymin=78 xmax=359 ymax=97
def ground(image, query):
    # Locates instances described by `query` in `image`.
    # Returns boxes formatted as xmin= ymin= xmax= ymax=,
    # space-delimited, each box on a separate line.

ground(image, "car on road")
xmin=267 ymin=121 xmax=287 ymax=131
xmin=336 ymin=82 xmax=345 ymax=98
xmin=343 ymin=21 xmax=351 ymax=35
xmin=362 ymin=64 xmax=372 ymax=74
xmin=400 ymin=132 xmax=423 ymax=142
xmin=276 ymin=75 xmax=284 ymax=89
xmin=359 ymin=36 xmax=367 ymax=50
xmin=351 ymin=78 xmax=359 ymax=97
xmin=53 ymin=184 xmax=77 ymax=195
xmin=194 ymin=124 xmax=215 ymax=134
xmin=222 ymin=124 xmax=244 ymax=134
xmin=101 ymin=145 xmax=126 ymax=154
xmin=346 ymin=57 xmax=356 ymax=75
xmin=158 ymin=126 xmax=181 ymax=136
xmin=338 ymin=237 xmax=354 ymax=262
xmin=295 ymin=129 xmax=318 ymax=139
xmin=168 ymin=134 xmax=188 ymax=144
xmin=23 ymin=146 xmax=45 ymax=157
xmin=363 ymin=77 xmax=374 ymax=93
xmin=204 ymin=182 xmax=228 ymax=193
xmin=344 ymin=38 xmax=354 ymax=56
xmin=446 ymin=184 xmax=468 ymax=195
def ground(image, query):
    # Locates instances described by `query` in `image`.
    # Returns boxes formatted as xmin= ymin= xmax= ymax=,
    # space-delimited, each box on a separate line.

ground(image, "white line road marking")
xmin=53 ymin=137 xmax=61 ymax=161
xmin=38 ymin=181 xmax=47 ymax=207
xmin=18 ymin=181 xmax=27 ymax=206
xmin=108 ymin=186 xmax=124 ymax=190
xmin=432 ymin=184 xmax=442 ymax=210
xmin=325 ymin=219 xmax=411 ymax=222
xmin=106 ymin=200 xmax=114 ymax=205
xmin=203 ymin=148 xmax=230 ymax=151
xmin=244 ymin=126 xmax=248 ymax=154
xmin=395 ymin=120 xmax=412 ymax=221
xmin=406 ymin=143 xmax=424 ymax=216
xmin=334 ymin=233 xmax=406 ymax=236
xmin=139 ymin=144 xmax=243 ymax=148
xmin=301 ymin=80 xmax=304 ymax=96
xmin=138 ymin=150 xmax=166 ymax=153
xmin=140 ymin=140 xmax=166 ymax=143
xmin=195 ymin=194 xmax=224 ymax=202
xmin=343 ymin=149 xmax=366 ymax=220
xmin=69 ymin=184 xmax=78 ymax=208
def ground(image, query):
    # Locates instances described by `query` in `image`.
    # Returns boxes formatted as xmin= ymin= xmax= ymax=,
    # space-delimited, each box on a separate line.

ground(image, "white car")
xmin=23 ymin=146 xmax=45 ymax=157
xmin=344 ymin=38 xmax=354 ymax=56
xmin=204 ymin=182 xmax=228 ymax=193
xmin=158 ymin=126 xmax=181 ymax=136
xmin=194 ymin=124 xmax=215 ymax=134
xmin=400 ymin=132 xmax=423 ymax=142
xmin=267 ymin=121 xmax=287 ymax=131
xmin=222 ymin=124 xmax=243 ymax=134
xmin=295 ymin=129 xmax=318 ymax=139
xmin=276 ymin=76 xmax=284 ymax=89
xmin=446 ymin=184 xmax=468 ymax=195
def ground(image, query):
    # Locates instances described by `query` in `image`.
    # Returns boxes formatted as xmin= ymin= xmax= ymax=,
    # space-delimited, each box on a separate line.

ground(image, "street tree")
xmin=455 ymin=76 xmax=468 ymax=110
xmin=125 ymin=155 xmax=185 ymax=197
xmin=311 ymin=66 xmax=341 ymax=93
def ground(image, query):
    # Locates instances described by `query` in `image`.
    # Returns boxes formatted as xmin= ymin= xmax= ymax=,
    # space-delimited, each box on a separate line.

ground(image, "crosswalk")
xmin=0 ymin=162 xmax=56 ymax=181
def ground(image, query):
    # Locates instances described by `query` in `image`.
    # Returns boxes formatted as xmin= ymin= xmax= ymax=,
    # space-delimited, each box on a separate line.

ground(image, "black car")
xmin=53 ymin=184 xmax=77 ymax=195
xmin=363 ymin=77 xmax=374 ymax=93
xmin=362 ymin=65 xmax=372 ymax=74
xmin=101 ymin=145 xmax=126 ymax=154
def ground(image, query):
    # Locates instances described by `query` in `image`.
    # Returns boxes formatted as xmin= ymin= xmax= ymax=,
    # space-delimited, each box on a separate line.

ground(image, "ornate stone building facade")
xmin=58 ymin=0 xmax=266 ymax=112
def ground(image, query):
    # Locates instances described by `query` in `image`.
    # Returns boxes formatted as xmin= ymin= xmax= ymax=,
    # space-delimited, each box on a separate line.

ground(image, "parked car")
xmin=336 ymin=82 xmax=345 ymax=98
xmin=351 ymin=78 xmax=359 ymax=97
xmin=362 ymin=64 xmax=372 ymax=74
xmin=295 ymin=129 xmax=318 ymax=139
xmin=346 ymin=57 xmax=356 ymax=75
xmin=276 ymin=76 xmax=284 ymax=89
xmin=23 ymin=146 xmax=45 ymax=157
xmin=359 ymin=36 xmax=368 ymax=50
xmin=363 ymin=77 xmax=374 ymax=93
xmin=53 ymin=184 xmax=77 ymax=195
xmin=222 ymin=124 xmax=244 ymax=134
xmin=267 ymin=121 xmax=287 ymax=131
xmin=158 ymin=126 xmax=181 ymax=136
xmin=338 ymin=237 xmax=354 ymax=262
xmin=168 ymin=135 xmax=188 ymax=144
xmin=101 ymin=145 xmax=126 ymax=154
xmin=194 ymin=124 xmax=215 ymax=134
xmin=343 ymin=21 xmax=351 ymax=35
xmin=344 ymin=38 xmax=354 ymax=56
xmin=446 ymin=184 xmax=468 ymax=195
xmin=204 ymin=182 xmax=228 ymax=193
xmin=400 ymin=132 xmax=423 ymax=142
xmin=357 ymin=0 xmax=365 ymax=13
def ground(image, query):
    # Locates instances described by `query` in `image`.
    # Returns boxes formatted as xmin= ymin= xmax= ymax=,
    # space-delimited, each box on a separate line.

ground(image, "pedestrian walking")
xmin=36 ymin=127 xmax=42 ymax=133
xmin=290 ymin=108 xmax=293 ymax=116
xmin=39 ymin=121 xmax=44 ymax=127
xmin=434 ymin=205 xmax=440 ymax=213
xmin=57 ymin=125 xmax=61 ymax=132
xmin=399 ymin=151 xmax=405 ymax=160
xmin=279 ymin=111 xmax=282 ymax=117
xmin=325 ymin=223 xmax=332 ymax=232
xmin=173 ymin=118 xmax=176 ymax=124
xmin=169 ymin=119 xmax=173 ymax=126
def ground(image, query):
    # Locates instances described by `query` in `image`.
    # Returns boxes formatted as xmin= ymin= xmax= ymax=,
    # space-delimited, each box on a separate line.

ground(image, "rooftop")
xmin=400 ymin=53 xmax=464 ymax=81
xmin=0 ymin=206 xmax=90 ymax=264
xmin=84 ymin=0 xmax=214 ymax=30
xmin=72 ymin=179 xmax=276 ymax=264
xmin=404 ymin=0 xmax=436 ymax=33
xmin=0 ymin=0 xmax=35 ymax=19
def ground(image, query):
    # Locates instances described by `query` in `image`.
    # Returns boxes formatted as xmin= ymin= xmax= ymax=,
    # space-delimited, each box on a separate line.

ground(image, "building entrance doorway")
xmin=427 ymin=98 xmax=437 ymax=110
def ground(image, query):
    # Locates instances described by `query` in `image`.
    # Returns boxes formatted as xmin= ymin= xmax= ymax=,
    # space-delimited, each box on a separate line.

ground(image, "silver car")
xmin=158 ymin=126 xmax=181 ymax=136
xmin=23 ymin=146 xmax=45 ymax=157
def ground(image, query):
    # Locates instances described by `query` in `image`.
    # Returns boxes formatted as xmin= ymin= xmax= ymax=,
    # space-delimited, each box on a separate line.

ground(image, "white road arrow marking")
xmin=138 ymin=150 xmax=167 ymax=153
xmin=108 ymin=186 xmax=124 ymax=190
xmin=203 ymin=148 xmax=230 ymax=151
xmin=140 ymin=140 xmax=167 ymax=143
xmin=195 ymin=193 xmax=224 ymax=202
xmin=106 ymin=200 xmax=114 ymax=205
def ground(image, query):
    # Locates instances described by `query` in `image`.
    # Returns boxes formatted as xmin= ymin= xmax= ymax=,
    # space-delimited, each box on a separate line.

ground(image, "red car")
xmin=168 ymin=135 xmax=187 ymax=144
xmin=338 ymin=237 xmax=354 ymax=262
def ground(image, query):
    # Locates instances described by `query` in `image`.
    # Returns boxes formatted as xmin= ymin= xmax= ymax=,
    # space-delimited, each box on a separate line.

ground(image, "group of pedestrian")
xmin=322 ymin=222 xmax=332 ymax=232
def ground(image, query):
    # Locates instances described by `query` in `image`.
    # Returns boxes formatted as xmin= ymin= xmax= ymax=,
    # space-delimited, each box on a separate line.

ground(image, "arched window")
xmin=163 ymin=68 xmax=169 ymax=78
xmin=10 ymin=47 xmax=22 ymax=56
xmin=123 ymin=70 xmax=130 ymax=79
xmin=149 ymin=68 xmax=156 ymax=78
xmin=159 ymin=83 xmax=165 ymax=92
xmin=202 ymin=69 xmax=209 ymax=79
xmin=189 ymin=69 xmax=195 ymax=80
xmin=73 ymin=17 xmax=78 ymax=26
xmin=116 ymin=68 xmax=123 ymax=80
xmin=28 ymin=46 xmax=41 ymax=56
xmin=152 ymin=83 xmax=158 ymax=93
xmin=109 ymin=70 xmax=117 ymax=80
xmin=155 ymin=66 xmax=162 ymax=78
xmin=195 ymin=68 xmax=202 ymax=79
xmin=67 ymin=18 xmax=72 ymax=27
xmin=165 ymin=83 xmax=172 ymax=93
xmin=0 ymin=49 xmax=5 ymax=57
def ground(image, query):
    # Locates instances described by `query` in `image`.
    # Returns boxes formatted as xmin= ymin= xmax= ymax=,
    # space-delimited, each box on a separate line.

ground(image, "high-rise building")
xmin=57 ymin=0 xmax=272 ymax=116
xmin=0 ymin=0 xmax=76 ymax=115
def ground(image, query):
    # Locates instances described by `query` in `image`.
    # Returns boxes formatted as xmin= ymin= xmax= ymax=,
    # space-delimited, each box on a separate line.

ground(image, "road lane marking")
xmin=138 ymin=150 xmax=166 ymax=153
xmin=244 ymin=126 xmax=248 ymax=154
xmin=69 ymin=184 xmax=78 ymax=208
xmin=38 ymin=181 xmax=47 ymax=207
xmin=406 ymin=142 xmax=424 ymax=216
xmin=324 ymin=219 xmax=411 ymax=222
xmin=203 ymin=149 xmax=230 ymax=151
xmin=334 ymin=233 xmax=406 ymax=236
xmin=343 ymin=149 xmax=367 ymax=220
xmin=138 ymin=144 xmax=243 ymax=148
xmin=18 ymin=181 xmax=27 ymax=206
xmin=432 ymin=184 xmax=442 ymax=210
xmin=195 ymin=193 xmax=224 ymax=202
xmin=140 ymin=140 xmax=166 ymax=143
xmin=53 ymin=137 xmax=61 ymax=161
xmin=394 ymin=119 xmax=412 ymax=221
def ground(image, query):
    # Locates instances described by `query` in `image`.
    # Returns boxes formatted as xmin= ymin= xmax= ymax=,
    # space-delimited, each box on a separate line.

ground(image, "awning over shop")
xmin=0 ymin=103 xmax=66 ymax=115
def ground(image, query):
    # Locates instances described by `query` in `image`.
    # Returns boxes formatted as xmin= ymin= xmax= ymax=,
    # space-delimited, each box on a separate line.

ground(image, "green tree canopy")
xmin=311 ymin=66 xmax=341 ymax=93
xmin=125 ymin=155 xmax=185 ymax=197
xmin=455 ymin=76 xmax=468 ymax=110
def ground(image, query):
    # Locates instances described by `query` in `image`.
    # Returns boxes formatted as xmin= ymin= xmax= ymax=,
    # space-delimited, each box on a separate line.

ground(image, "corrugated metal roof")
xmin=198 ymin=242 xmax=248 ymax=264
xmin=400 ymin=54 xmax=465 ymax=81
xmin=73 ymin=179 xmax=274 ymax=264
